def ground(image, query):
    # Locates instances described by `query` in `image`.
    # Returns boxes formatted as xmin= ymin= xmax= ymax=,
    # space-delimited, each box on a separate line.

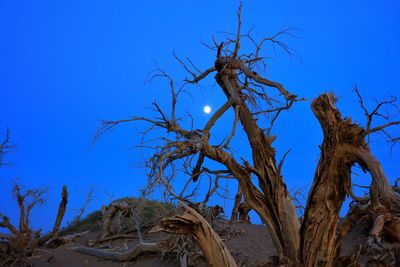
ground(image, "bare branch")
xmin=251 ymin=28 xmax=300 ymax=59
xmin=184 ymin=66 xmax=216 ymax=84
xmin=232 ymin=2 xmax=242 ymax=59
xmin=237 ymin=60 xmax=296 ymax=101
xmin=71 ymin=187 xmax=94 ymax=226
xmin=221 ymin=105 xmax=239 ymax=148
xmin=354 ymin=85 xmax=400 ymax=139
xmin=277 ymin=149 xmax=291 ymax=174
xmin=203 ymin=98 xmax=234 ymax=136
xmin=0 ymin=213 xmax=18 ymax=235
xmin=0 ymin=129 xmax=14 ymax=166
xmin=367 ymin=121 xmax=400 ymax=135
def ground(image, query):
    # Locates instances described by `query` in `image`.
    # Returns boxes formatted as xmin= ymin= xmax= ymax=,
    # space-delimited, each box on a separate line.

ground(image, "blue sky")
xmin=0 ymin=1 xmax=399 ymax=231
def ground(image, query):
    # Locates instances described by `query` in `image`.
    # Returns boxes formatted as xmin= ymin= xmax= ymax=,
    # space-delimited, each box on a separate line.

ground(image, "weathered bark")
xmin=335 ymin=204 xmax=369 ymax=253
xmin=368 ymin=205 xmax=400 ymax=244
xmin=301 ymin=93 xmax=400 ymax=266
xmin=300 ymin=94 xmax=363 ymax=266
xmin=96 ymin=24 xmax=400 ymax=266
xmin=198 ymin=141 xmax=286 ymax=259
xmin=384 ymin=215 xmax=400 ymax=242
xmin=300 ymin=93 xmax=380 ymax=266
xmin=212 ymin=56 xmax=300 ymax=262
xmin=356 ymin=149 xmax=400 ymax=210
xmin=151 ymin=204 xmax=238 ymax=267
xmin=71 ymin=242 xmax=161 ymax=261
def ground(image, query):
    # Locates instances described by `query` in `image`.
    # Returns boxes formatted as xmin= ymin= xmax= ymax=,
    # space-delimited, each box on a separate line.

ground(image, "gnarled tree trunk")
xmin=213 ymin=56 xmax=301 ymax=263
xmin=301 ymin=93 xmax=400 ymax=266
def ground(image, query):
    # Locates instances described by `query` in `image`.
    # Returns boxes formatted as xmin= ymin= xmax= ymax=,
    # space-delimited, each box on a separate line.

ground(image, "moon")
xmin=203 ymin=105 xmax=211 ymax=114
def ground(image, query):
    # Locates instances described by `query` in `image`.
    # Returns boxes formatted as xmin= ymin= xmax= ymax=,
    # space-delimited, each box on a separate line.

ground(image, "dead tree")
xmin=300 ymin=93 xmax=400 ymax=266
xmin=0 ymin=184 xmax=68 ymax=266
xmin=96 ymin=5 xmax=399 ymax=266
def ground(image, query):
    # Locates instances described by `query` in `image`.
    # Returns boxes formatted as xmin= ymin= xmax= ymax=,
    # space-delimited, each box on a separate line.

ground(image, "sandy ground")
xmin=28 ymin=222 xmax=392 ymax=267
xmin=30 ymin=223 xmax=276 ymax=267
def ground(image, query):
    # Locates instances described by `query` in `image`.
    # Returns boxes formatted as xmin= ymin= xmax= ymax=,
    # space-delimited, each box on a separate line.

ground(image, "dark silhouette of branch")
xmin=354 ymin=85 xmax=400 ymax=143
xmin=0 ymin=129 xmax=14 ymax=166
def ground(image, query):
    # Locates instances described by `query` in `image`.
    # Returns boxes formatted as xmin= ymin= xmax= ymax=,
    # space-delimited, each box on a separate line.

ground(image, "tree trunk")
xmin=355 ymin=149 xmax=400 ymax=210
xmin=231 ymin=183 xmax=242 ymax=222
xmin=300 ymin=94 xmax=365 ymax=266
xmin=214 ymin=57 xmax=300 ymax=263
xmin=39 ymin=186 xmax=68 ymax=245
xmin=238 ymin=201 xmax=251 ymax=223
xmin=301 ymin=93 xmax=400 ymax=266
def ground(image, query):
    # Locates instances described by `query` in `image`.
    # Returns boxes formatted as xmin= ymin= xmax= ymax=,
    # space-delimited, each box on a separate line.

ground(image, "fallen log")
xmin=71 ymin=242 xmax=161 ymax=261
xmin=150 ymin=204 xmax=238 ymax=267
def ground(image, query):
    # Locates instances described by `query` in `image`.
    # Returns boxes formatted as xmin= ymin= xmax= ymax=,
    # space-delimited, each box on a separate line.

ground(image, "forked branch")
xmin=354 ymin=85 xmax=400 ymax=141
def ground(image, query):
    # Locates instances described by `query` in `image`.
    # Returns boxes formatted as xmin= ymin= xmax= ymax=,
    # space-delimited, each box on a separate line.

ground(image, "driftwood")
xmin=71 ymin=242 xmax=161 ymax=261
xmin=151 ymin=204 xmax=238 ymax=267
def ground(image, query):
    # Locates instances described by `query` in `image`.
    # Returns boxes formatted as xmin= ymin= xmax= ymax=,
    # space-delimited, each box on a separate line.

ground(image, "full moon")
xmin=203 ymin=105 xmax=211 ymax=114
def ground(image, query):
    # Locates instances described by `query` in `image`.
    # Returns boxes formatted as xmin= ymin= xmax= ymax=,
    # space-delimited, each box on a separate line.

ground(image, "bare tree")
xmin=0 ymin=184 xmax=68 ymax=266
xmin=96 ymin=5 xmax=400 ymax=266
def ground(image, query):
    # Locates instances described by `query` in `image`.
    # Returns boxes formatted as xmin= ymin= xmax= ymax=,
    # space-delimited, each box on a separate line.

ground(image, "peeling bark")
xmin=300 ymin=94 xmax=365 ymax=266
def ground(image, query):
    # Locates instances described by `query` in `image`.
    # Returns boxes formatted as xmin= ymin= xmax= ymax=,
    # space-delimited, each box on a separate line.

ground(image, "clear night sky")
xmin=1 ymin=1 xmax=399 ymax=232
